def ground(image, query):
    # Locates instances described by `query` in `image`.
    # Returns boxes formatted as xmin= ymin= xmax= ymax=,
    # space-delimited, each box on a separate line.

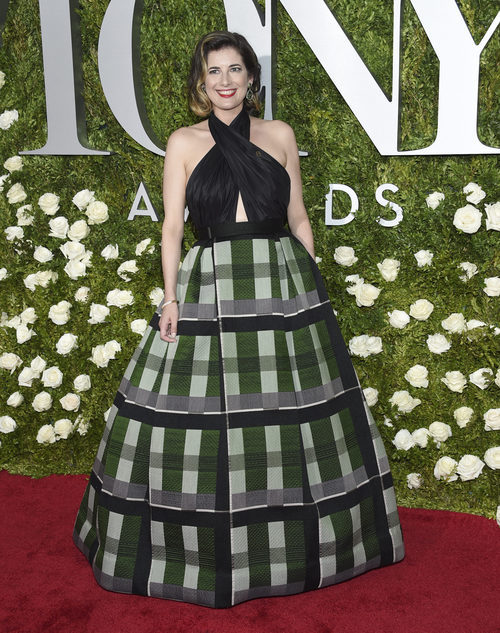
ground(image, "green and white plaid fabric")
xmin=73 ymin=231 xmax=404 ymax=608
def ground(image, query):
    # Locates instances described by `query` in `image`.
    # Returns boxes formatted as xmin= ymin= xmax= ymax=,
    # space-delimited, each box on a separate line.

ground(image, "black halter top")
xmin=186 ymin=108 xmax=291 ymax=228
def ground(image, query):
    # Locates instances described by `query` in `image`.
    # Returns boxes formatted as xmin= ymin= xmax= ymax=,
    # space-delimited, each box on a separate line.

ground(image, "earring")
xmin=246 ymin=83 xmax=253 ymax=101
xmin=201 ymin=83 xmax=206 ymax=92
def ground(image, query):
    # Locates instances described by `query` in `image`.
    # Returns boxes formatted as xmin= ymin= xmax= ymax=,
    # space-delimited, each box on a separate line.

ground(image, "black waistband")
xmin=196 ymin=219 xmax=285 ymax=241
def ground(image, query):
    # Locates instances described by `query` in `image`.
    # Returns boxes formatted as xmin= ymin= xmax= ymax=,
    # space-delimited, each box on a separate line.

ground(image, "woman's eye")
xmin=231 ymin=67 xmax=242 ymax=72
xmin=208 ymin=69 xmax=219 ymax=74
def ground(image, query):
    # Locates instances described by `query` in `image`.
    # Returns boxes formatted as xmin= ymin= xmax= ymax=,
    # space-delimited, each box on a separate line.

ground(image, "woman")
xmin=73 ymin=31 xmax=405 ymax=609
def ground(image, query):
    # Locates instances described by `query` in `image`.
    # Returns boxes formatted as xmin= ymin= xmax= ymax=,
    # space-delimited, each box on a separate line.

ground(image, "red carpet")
xmin=0 ymin=470 xmax=498 ymax=633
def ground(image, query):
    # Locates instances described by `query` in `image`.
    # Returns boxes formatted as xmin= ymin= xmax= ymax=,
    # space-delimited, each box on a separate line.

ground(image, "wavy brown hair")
xmin=187 ymin=31 xmax=262 ymax=117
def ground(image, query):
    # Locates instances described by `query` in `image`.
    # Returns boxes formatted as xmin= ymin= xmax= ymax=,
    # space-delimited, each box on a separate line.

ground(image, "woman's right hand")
xmin=159 ymin=303 xmax=179 ymax=343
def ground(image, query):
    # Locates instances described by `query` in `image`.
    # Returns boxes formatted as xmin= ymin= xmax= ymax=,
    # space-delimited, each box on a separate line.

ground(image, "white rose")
xmin=5 ymin=226 xmax=23 ymax=241
xmin=412 ymin=428 xmax=430 ymax=448
xmin=406 ymin=473 xmax=423 ymax=489
xmin=4 ymin=156 xmax=23 ymax=172
xmin=36 ymin=424 xmax=56 ymax=444
xmin=6 ymin=315 xmax=21 ymax=328
xmin=425 ymin=191 xmax=445 ymax=209
xmin=427 ymin=333 xmax=451 ymax=354
xmin=16 ymin=204 xmax=34 ymax=226
xmin=484 ymin=408 xmax=500 ymax=431
xmin=377 ymin=258 xmax=400 ymax=282
xmin=7 ymin=391 xmax=24 ymax=407
xmin=136 ymin=238 xmax=152 ymax=255
xmin=106 ymin=288 xmax=134 ymax=308
xmin=345 ymin=275 xmax=363 ymax=294
xmin=484 ymin=447 xmax=500 ymax=470
xmin=466 ymin=319 xmax=487 ymax=331
xmin=104 ymin=340 xmax=121 ymax=358
xmin=54 ymin=418 xmax=73 ymax=439
xmin=101 ymin=243 xmax=119 ymax=260
xmin=48 ymin=216 xmax=69 ymax=239
xmin=485 ymin=201 xmax=500 ymax=231
xmin=117 ymin=259 xmax=139 ymax=281
xmin=353 ymin=283 xmax=380 ymax=307
xmin=404 ymin=364 xmax=429 ymax=388
xmin=85 ymin=200 xmax=109 ymax=224
xmin=75 ymin=417 xmax=90 ymax=436
xmin=0 ymin=267 xmax=7 ymax=280
xmin=458 ymin=262 xmax=478 ymax=281
xmin=59 ymin=392 xmax=80 ymax=411
xmin=428 ymin=421 xmax=452 ymax=445
xmin=453 ymin=204 xmax=482 ymax=233
xmin=68 ymin=219 xmax=90 ymax=242
xmin=483 ymin=277 xmax=500 ymax=297
xmin=0 ymin=70 xmax=5 ymax=88
xmin=0 ymin=415 xmax=17 ymax=433
xmin=409 ymin=299 xmax=434 ymax=321
xmin=441 ymin=371 xmax=467 ymax=393
xmin=64 ymin=259 xmax=87 ymax=280
xmin=0 ymin=173 xmax=8 ymax=192
xmin=454 ymin=406 xmax=474 ymax=428
xmin=18 ymin=308 xmax=36 ymax=326
xmin=60 ymin=240 xmax=85 ymax=260
xmin=32 ymin=391 xmax=52 ymax=412
xmin=72 ymin=189 xmax=95 ymax=210
xmin=18 ymin=366 xmax=37 ymax=387
xmin=383 ymin=417 xmax=393 ymax=427
xmin=349 ymin=334 xmax=382 ymax=358
xmin=456 ymin=454 xmax=484 ymax=481
xmin=392 ymin=429 xmax=415 ymax=450
xmin=0 ymin=109 xmax=19 ymax=130
xmin=389 ymin=390 xmax=421 ymax=413
xmin=7 ymin=182 xmax=27 ymax=204
xmin=495 ymin=368 xmax=500 ymax=388
xmin=150 ymin=287 xmax=164 ymax=305
xmin=333 ymin=246 xmax=358 ymax=267
xmin=363 ymin=387 xmax=378 ymax=407
xmin=41 ymin=366 xmax=63 ymax=388
xmin=24 ymin=275 xmax=38 ymax=293
xmin=33 ymin=246 xmax=54 ymax=263
xmin=365 ymin=336 xmax=383 ymax=355
xmin=131 ymin=318 xmax=148 ymax=335
xmin=414 ymin=249 xmax=433 ymax=267
xmin=74 ymin=286 xmax=90 ymax=302
xmin=74 ymin=374 xmax=91 ymax=392
xmin=349 ymin=336 xmax=369 ymax=357
xmin=16 ymin=324 xmax=36 ymax=344
xmin=36 ymin=270 xmax=57 ymax=288
xmin=89 ymin=344 xmax=111 ymax=368
xmin=30 ymin=355 xmax=46 ymax=375
xmin=441 ymin=312 xmax=467 ymax=334
xmin=88 ymin=303 xmax=110 ymax=324
xmin=463 ymin=182 xmax=486 ymax=205
xmin=38 ymin=192 xmax=60 ymax=215
xmin=56 ymin=332 xmax=78 ymax=355
xmin=469 ymin=368 xmax=493 ymax=389
xmin=433 ymin=456 xmax=458 ymax=482
xmin=48 ymin=301 xmax=72 ymax=325
xmin=0 ymin=352 xmax=23 ymax=373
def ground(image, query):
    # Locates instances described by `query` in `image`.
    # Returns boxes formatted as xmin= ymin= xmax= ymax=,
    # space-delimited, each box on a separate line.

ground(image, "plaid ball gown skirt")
xmin=73 ymin=227 xmax=405 ymax=608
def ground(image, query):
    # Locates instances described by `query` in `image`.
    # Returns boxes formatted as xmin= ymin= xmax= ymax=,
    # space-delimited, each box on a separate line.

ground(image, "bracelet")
xmin=161 ymin=299 xmax=178 ymax=310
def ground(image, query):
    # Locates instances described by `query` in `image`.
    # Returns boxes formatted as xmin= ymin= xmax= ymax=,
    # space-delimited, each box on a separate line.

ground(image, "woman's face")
xmin=204 ymin=47 xmax=252 ymax=114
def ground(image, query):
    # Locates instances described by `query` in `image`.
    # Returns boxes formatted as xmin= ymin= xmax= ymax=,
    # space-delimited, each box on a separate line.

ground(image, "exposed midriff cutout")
xmin=235 ymin=191 xmax=249 ymax=222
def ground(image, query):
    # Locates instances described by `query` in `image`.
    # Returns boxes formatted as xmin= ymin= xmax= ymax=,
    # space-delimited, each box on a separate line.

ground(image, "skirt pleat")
xmin=73 ymin=230 xmax=405 ymax=608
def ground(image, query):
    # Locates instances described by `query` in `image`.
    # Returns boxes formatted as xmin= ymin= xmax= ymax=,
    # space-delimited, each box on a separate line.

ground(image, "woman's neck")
xmin=211 ymin=103 xmax=245 ymax=126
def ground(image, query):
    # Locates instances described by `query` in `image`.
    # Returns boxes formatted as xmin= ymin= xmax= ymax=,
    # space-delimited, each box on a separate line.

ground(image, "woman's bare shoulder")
xmin=251 ymin=116 xmax=296 ymax=140
xmin=166 ymin=121 xmax=210 ymax=150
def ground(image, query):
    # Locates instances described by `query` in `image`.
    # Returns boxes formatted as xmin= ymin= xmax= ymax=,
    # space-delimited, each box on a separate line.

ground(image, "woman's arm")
xmin=280 ymin=123 xmax=315 ymax=259
xmin=159 ymin=128 xmax=189 ymax=342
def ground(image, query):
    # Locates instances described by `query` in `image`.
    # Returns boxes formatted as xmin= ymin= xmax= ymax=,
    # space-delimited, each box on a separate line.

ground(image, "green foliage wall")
xmin=0 ymin=0 xmax=498 ymax=518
